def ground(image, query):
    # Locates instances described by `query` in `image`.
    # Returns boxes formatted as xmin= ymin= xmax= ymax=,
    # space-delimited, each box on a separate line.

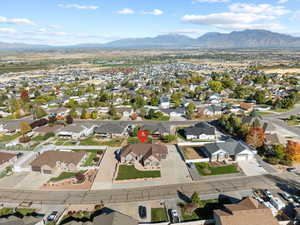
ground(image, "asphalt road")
xmin=0 ymin=173 xmax=298 ymax=205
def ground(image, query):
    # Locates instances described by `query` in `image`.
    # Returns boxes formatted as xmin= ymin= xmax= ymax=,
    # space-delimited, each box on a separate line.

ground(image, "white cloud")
xmin=48 ymin=24 xmax=63 ymax=29
xmin=278 ymin=0 xmax=288 ymax=3
xmin=182 ymin=3 xmax=288 ymax=31
xmin=58 ymin=4 xmax=98 ymax=10
xmin=0 ymin=16 xmax=35 ymax=25
xmin=229 ymin=3 xmax=289 ymax=17
xmin=0 ymin=28 xmax=16 ymax=33
xmin=142 ymin=9 xmax=164 ymax=15
xmin=118 ymin=8 xmax=135 ymax=15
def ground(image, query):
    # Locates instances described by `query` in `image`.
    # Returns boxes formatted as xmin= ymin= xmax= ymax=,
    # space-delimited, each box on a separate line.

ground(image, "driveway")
xmin=161 ymin=145 xmax=191 ymax=184
xmin=91 ymin=147 xmax=118 ymax=190
xmin=238 ymin=159 xmax=268 ymax=176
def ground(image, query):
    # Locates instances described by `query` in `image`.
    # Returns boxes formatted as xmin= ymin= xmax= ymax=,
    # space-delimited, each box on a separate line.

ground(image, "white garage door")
xmin=237 ymin=155 xmax=249 ymax=161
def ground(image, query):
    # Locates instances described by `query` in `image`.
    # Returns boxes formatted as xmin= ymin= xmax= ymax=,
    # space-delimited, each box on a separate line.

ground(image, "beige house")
xmin=119 ymin=144 xmax=168 ymax=169
xmin=30 ymin=150 xmax=87 ymax=174
xmin=214 ymin=197 xmax=280 ymax=225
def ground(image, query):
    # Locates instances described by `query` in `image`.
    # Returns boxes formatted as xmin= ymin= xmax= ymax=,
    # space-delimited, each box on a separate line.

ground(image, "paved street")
xmin=0 ymin=173 xmax=298 ymax=205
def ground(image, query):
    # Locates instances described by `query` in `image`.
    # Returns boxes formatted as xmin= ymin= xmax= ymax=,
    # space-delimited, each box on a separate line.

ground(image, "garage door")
xmin=43 ymin=170 xmax=52 ymax=174
xmin=32 ymin=166 xmax=41 ymax=172
xmin=237 ymin=155 xmax=248 ymax=161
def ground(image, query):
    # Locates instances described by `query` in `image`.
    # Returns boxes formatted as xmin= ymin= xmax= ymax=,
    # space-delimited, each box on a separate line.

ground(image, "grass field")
xmin=116 ymin=165 xmax=160 ymax=180
xmin=151 ymin=208 xmax=168 ymax=223
xmin=80 ymin=137 xmax=101 ymax=146
xmin=195 ymin=163 xmax=239 ymax=176
xmin=0 ymin=133 xmax=21 ymax=142
xmin=49 ymin=172 xmax=77 ymax=182
xmin=99 ymin=138 xmax=124 ymax=147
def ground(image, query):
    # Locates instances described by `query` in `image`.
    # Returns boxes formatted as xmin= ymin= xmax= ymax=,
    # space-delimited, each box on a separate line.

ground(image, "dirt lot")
xmin=182 ymin=146 xmax=203 ymax=160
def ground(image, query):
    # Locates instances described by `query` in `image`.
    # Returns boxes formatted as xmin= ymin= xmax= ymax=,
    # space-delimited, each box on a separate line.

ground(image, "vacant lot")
xmin=116 ymin=165 xmax=161 ymax=180
xmin=182 ymin=147 xmax=203 ymax=160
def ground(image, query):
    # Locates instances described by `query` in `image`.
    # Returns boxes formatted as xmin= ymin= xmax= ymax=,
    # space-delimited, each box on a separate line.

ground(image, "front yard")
xmin=98 ymin=138 xmax=124 ymax=147
xmin=48 ymin=172 xmax=77 ymax=182
xmin=151 ymin=208 xmax=168 ymax=223
xmin=116 ymin=165 xmax=161 ymax=180
xmin=195 ymin=162 xmax=239 ymax=176
xmin=181 ymin=199 xmax=220 ymax=221
xmin=0 ymin=133 xmax=21 ymax=143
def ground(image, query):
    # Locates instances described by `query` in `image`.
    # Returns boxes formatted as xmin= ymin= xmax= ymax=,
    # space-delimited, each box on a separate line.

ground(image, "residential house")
xmin=182 ymin=122 xmax=216 ymax=141
xmin=30 ymin=150 xmax=87 ymax=174
xmin=118 ymin=143 xmax=168 ymax=169
xmin=0 ymin=215 xmax=43 ymax=225
xmin=140 ymin=123 xmax=170 ymax=138
xmin=0 ymin=152 xmax=17 ymax=169
xmin=197 ymin=105 xmax=223 ymax=117
xmin=214 ymin=197 xmax=280 ymax=225
xmin=203 ymin=139 xmax=256 ymax=161
xmin=62 ymin=209 xmax=138 ymax=225
xmin=240 ymin=102 xmax=254 ymax=112
xmin=159 ymin=97 xmax=170 ymax=109
xmin=94 ymin=123 xmax=128 ymax=138
xmin=58 ymin=123 xmax=95 ymax=139
xmin=160 ymin=107 xmax=186 ymax=119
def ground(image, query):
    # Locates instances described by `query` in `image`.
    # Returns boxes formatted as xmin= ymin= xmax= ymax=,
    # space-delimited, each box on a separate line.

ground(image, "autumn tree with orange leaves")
xmin=286 ymin=140 xmax=300 ymax=162
xmin=245 ymin=127 xmax=265 ymax=148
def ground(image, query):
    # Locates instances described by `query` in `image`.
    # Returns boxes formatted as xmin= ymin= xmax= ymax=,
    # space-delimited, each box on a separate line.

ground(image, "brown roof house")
xmin=0 ymin=152 xmax=17 ymax=169
xmin=214 ymin=197 xmax=280 ymax=225
xmin=30 ymin=150 xmax=87 ymax=174
xmin=118 ymin=144 xmax=168 ymax=169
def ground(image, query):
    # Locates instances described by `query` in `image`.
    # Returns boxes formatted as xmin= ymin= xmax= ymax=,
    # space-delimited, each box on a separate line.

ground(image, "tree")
xmin=286 ymin=140 xmax=300 ymax=162
xmin=253 ymin=90 xmax=266 ymax=104
xmin=108 ymin=105 xmax=117 ymax=117
xmin=186 ymin=103 xmax=196 ymax=118
xmin=274 ymin=144 xmax=286 ymax=160
xmin=191 ymin=192 xmax=201 ymax=206
xmin=208 ymin=81 xmax=223 ymax=93
xmin=80 ymin=108 xmax=88 ymax=119
xmin=20 ymin=90 xmax=29 ymax=102
xmin=91 ymin=111 xmax=98 ymax=119
xmin=245 ymin=127 xmax=265 ymax=148
xmin=20 ymin=122 xmax=31 ymax=137
xmin=69 ymin=108 xmax=77 ymax=118
xmin=150 ymin=96 xmax=159 ymax=106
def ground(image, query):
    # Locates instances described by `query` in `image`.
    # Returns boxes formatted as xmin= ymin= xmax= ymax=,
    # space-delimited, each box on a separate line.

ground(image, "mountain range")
xmin=1 ymin=29 xmax=300 ymax=50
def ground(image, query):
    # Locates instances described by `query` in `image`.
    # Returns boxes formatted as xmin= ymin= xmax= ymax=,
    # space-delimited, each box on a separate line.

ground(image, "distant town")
xmin=0 ymin=48 xmax=300 ymax=225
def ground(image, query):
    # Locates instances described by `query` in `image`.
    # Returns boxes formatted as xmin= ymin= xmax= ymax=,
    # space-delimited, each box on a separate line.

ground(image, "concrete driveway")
xmin=238 ymin=159 xmax=267 ymax=176
xmin=161 ymin=145 xmax=191 ymax=184
xmin=92 ymin=147 xmax=118 ymax=190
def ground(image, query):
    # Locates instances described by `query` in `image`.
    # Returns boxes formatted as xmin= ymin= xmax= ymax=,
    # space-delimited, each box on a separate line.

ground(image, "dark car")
xmin=138 ymin=205 xmax=147 ymax=219
xmin=287 ymin=167 xmax=297 ymax=172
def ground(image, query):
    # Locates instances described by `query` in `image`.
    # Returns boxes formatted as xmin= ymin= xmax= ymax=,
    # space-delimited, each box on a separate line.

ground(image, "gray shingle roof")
xmin=183 ymin=122 xmax=215 ymax=136
xmin=204 ymin=140 xmax=248 ymax=155
xmin=94 ymin=123 xmax=127 ymax=134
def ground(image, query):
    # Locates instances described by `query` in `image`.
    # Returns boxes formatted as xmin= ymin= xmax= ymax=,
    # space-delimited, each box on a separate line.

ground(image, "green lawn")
xmin=151 ymin=208 xmax=168 ymax=223
xmin=127 ymin=137 xmax=152 ymax=144
xmin=32 ymin=135 xmax=45 ymax=142
xmin=16 ymin=208 xmax=36 ymax=216
xmin=181 ymin=209 xmax=200 ymax=221
xmin=80 ymin=137 xmax=101 ymax=146
xmin=0 ymin=208 xmax=13 ymax=216
xmin=195 ymin=163 xmax=239 ymax=176
xmin=0 ymin=133 xmax=21 ymax=142
xmin=49 ymin=172 xmax=77 ymax=182
xmin=116 ymin=165 xmax=160 ymax=180
xmin=99 ymin=138 xmax=124 ymax=147
xmin=82 ymin=152 xmax=97 ymax=167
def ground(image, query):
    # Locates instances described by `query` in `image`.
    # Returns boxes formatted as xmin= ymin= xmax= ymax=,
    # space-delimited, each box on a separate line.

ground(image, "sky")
xmin=0 ymin=0 xmax=300 ymax=45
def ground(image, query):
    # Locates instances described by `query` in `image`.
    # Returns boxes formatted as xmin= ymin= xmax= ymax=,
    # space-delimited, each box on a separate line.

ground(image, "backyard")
xmin=195 ymin=162 xmax=239 ymax=176
xmin=116 ymin=165 xmax=161 ymax=180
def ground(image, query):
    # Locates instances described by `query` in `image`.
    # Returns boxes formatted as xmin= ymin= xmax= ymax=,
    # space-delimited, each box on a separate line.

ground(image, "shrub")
xmin=279 ymin=159 xmax=293 ymax=166
xmin=75 ymin=172 xmax=85 ymax=184
xmin=265 ymin=157 xmax=280 ymax=165
xmin=66 ymin=115 xmax=74 ymax=124
xmin=162 ymin=134 xmax=177 ymax=143
xmin=19 ymin=136 xmax=31 ymax=143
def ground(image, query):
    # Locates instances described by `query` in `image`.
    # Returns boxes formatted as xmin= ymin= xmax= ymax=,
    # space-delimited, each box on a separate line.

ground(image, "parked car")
xmin=138 ymin=205 xmax=147 ymax=219
xmin=293 ymin=195 xmax=300 ymax=204
xmin=264 ymin=189 xmax=273 ymax=199
xmin=171 ymin=209 xmax=180 ymax=223
xmin=287 ymin=168 xmax=297 ymax=172
xmin=47 ymin=211 xmax=58 ymax=221
xmin=280 ymin=192 xmax=294 ymax=202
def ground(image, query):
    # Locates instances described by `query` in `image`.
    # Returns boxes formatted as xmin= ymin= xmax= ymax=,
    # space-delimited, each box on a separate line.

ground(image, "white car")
xmin=264 ymin=189 xmax=273 ymax=199
xmin=171 ymin=210 xmax=180 ymax=223
xmin=280 ymin=192 xmax=294 ymax=202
